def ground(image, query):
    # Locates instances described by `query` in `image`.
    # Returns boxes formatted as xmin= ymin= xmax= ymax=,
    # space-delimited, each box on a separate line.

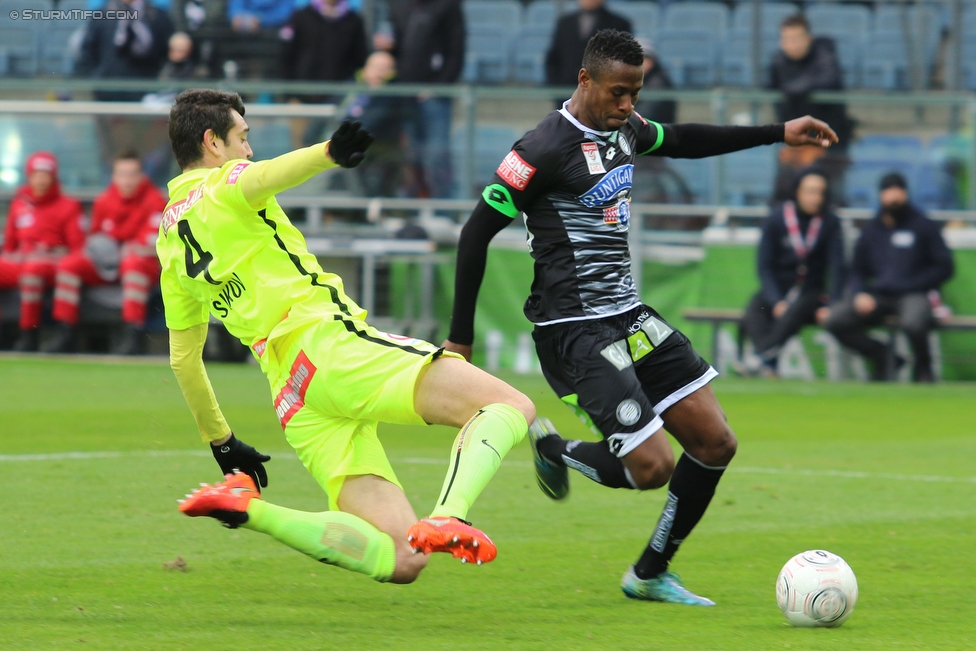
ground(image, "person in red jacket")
xmin=0 ymin=152 xmax=85 ymax=352
xmin=48 ymin=152 xmax=167 ymax=353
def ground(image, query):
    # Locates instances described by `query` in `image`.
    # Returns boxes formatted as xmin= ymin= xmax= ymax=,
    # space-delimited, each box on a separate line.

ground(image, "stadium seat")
xmin=721 ymin=31 xmax=779 ymax=87
xmin=463 ymin=0 xmax=522 ymax=34
xmin=463 ymin=25 xmax=512 ymax=84
xmin=960 ymin=39 xmax=976 ymax=90
xmin=511 ymin=25 xmax=553 ymax=84
xmin=668 ymin=157 xmax=713 ymax=205
xmin=523 ymin=0 xmax=558 ymax=29
xmin=0 ymin=27 xmax=38 ymax=76
xmin=861 ymin=33 xmax=914 ymax=90
xmin=805 ymin=4 xmax=872 ymax=42
xmin=720 ymin=147 xmax=777 ymax=206
xmin=452 ymin=124 xmax=521 ymax=193
xmin=246 ymin=119 xmax=293 ymax=160
xmin=38 ymin=21 xmax=86 ymax=76
xmin=662 ymin=3 xmax=729 ymax=38
xmin=850 ymin=134 xmax=925 ymax=164
xmin=606 ymin=1 xmax=659 ymax=38
xmin=730 ymin=2 xmax=799 ymax=35
xmin=873 ymin=4 xmax=941 ymax=62
xmin=654 ymin=29 xmax=719 ymax=88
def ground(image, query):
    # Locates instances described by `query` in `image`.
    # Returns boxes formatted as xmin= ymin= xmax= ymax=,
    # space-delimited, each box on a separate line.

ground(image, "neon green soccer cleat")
xmin=621 ymin=566 xmax=716 ymax=606
xmin=528 ymin=417 xmax=569 ymax=500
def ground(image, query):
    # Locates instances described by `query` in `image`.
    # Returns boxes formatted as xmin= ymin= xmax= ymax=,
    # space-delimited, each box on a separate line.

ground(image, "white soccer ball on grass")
xmin=776 ymin=550 xmax=858 ymax=628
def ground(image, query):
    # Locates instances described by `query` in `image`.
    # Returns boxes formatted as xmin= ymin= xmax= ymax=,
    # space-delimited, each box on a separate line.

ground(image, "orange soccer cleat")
xmin=406 ymin=517 xmax=498 ymax=565
xmin=178 ymin=471 xmax=260 ymax=528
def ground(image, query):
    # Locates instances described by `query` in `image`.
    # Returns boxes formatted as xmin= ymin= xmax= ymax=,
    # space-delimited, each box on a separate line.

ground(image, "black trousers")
xmin=742 ymin=290 xmax=823 ymax=365
xmin=825 ymin=292 xmax=934 ymax=375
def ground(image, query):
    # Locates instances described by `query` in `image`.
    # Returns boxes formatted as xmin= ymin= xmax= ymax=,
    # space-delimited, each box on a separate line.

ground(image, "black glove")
xmin=211 ymin=434 xmax=270 ymax=490
xmin=327 ymin=120 xmax=373 ymax=168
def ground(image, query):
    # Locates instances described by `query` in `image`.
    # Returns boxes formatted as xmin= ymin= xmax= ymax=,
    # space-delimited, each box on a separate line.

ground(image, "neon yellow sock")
xmin=430 ymin=403 xmax=528 ymax=521
xmin=244 ymin=500 xmax=397 ymax=582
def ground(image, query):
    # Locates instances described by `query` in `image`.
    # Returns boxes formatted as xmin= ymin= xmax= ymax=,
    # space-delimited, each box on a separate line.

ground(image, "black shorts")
xmin=533 ymin=304 xmax=717 ymax=458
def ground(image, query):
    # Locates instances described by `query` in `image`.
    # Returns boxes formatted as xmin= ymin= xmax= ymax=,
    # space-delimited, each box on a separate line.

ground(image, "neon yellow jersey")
xmin=157 ymin=159 xmax=365 ymax=351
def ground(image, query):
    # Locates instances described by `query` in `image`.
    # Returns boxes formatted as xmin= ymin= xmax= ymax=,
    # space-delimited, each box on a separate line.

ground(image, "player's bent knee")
xmin=629 ymin=457 xmax=675 ymax=490
xmin=507 ymin=391 xmax=536 ymax=428
xmin=691 ymin=425 xmax=738 ymax=467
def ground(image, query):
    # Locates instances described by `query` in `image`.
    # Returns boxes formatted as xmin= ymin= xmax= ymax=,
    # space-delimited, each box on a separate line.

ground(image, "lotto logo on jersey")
xmin=227 ymin=162 xmax=249 ymax=184
xmin=497 ymin=151 xmax=536 ymax=190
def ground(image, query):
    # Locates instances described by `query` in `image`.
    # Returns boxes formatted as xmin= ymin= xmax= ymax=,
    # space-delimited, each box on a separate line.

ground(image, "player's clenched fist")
xmin=327 ymin=120 xmax=374 ymax=168
xmin=211 ymin=434 xmax=271 ymax=490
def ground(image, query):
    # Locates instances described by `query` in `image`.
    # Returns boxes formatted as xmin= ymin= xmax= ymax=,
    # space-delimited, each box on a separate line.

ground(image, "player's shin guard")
xmin=244 ymin=500 xmax=397 ymax=582
xmin=536 ymin=436 xmax=637 ymax=489
xmin=429 ymin=403 xmax=527 ymax=521
xmin=633 ymin=452 xmax=726 ymax=579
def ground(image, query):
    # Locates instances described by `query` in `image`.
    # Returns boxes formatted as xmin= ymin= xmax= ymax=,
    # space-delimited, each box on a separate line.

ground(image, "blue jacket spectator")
xmin=826 ymin=172 xmax=954 ymax=382
xmin=229 ymin=0 xmax=294 ymax=31
xmin=740 ymin=168 xmax=844 ymax=376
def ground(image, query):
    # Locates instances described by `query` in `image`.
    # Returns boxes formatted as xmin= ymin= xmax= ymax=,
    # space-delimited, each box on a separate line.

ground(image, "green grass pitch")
xmin=1 ymin=356 xmax=974 ymax=650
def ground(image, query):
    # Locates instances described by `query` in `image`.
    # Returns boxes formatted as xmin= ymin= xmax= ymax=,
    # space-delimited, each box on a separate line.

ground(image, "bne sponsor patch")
xmin=497 ymin=151 xmax=536 ymax=190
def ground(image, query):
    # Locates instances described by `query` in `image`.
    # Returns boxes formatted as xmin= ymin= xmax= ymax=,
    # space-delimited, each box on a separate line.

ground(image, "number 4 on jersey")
xmin=177 ymin=220 xmax=219 ymax=285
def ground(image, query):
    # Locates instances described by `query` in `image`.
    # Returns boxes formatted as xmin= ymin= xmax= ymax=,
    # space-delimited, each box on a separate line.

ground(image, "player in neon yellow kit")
xmin=162 ymin=89 xmax=535 ymax=583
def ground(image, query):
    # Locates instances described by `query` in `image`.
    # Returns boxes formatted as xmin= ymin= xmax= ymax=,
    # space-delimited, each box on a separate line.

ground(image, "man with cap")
xmin=823 ymin=172 xmax=954 ymax=382
xmin=0 ymin=152 xmax=85 ymax=352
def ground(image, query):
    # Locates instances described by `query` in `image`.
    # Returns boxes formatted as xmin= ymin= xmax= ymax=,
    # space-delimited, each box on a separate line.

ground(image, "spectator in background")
xmin=347 ymin=51 xmax=407 ymax=197
xmin=47 ymin=153 xmax=167 ymax=354
xmin=228 ymin=0 xmax=293 ymax=32
xmin=768 ymin=14 xmax=852 ymax=202
xmin=634 ymin=37 xmax=675 ymax=125
xmin=75 ymin=0 xmax=174 ymax=101
xmin=546 ymin=0 xmax=631 ymax=89
xmin=0 ymin=153 xmax=85 ymax=352
xmin=159 ymin=31 xmax=210 ymax=81
xmin=280 ymin=0 xmax=368 ymax=146
xmin=824 ymin=173 xmax=955 ymax=382
xmin=739 ymin=168 xmax=845 ymax=377
xmin=382 ymin=0 xmax=465 ymax=199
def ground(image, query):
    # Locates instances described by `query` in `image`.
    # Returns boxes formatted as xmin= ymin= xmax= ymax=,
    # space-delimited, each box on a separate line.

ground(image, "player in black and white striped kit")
xmin=446 ymin=30 xmax=838 ymax=604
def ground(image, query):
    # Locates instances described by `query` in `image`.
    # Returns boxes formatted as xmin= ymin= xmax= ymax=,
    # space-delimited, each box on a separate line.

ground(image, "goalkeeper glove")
xmin=327 ymin=120 xmax=374 ymax=168
xmin=211 ymin=434 xmax=271 ymax=490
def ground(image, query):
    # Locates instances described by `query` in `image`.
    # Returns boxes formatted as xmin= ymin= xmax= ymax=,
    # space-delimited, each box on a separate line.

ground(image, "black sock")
xmin=633 ymin=452 xmax=726 ymax=579
xmin=536 ymin=436 xmax=636 ymax=489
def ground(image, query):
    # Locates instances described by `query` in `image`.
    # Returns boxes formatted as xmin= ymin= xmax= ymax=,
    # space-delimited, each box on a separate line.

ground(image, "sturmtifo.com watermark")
xmin=8 ymin=9 xmax=139 ymax=20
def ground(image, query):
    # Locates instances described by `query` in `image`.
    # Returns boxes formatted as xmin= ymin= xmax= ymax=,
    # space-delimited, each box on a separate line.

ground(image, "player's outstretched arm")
xmin=169 ymin=324 xmax=270 ymax=489
xmin=443 ymin=200 xmax=513 ymax=362
xmin=239 ymin=121 xmax=374 ymax=209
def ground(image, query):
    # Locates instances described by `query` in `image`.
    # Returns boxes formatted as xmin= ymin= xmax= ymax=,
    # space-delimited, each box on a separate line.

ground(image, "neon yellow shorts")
xmin=265 ymin=316 xmax=460 ymax=510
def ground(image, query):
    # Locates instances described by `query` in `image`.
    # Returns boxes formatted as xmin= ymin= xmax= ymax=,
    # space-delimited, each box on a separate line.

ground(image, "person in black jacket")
xmin=76 ymin=0 xmax=175 ymax=101
xmin=385 ymin=0 xmax=465 ymax=198
xmin=740 ymin=168 xmax=845 ymax=376
xmin=280 ymin=0 xmax=368 ymax=145
xmin=546 ymin=0 xmax=631 ymax=89
xmin=768 ymin=14 xmax=853 ymax=202
xmin=824 ymin=173 xmax=955 ymax=382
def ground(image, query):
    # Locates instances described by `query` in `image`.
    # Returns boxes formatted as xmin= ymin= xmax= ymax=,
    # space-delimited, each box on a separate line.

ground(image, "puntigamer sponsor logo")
xmin=578 ymin=164 xmax=633 ymax=207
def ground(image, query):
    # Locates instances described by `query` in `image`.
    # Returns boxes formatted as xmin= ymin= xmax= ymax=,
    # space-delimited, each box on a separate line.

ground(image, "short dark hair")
xmin=781 ymin=14 xmax=810 ymax=32
xmin=114 ymin=150 xmax=141 ymax=164
xmin=582 ymin=29 xmax=644 ymax=80
xmin=169 ymin=89 xmax=246 ymax=169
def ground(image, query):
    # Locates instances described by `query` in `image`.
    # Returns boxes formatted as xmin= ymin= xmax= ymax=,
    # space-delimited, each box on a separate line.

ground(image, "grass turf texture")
xmin=1 ymin=356 xmax=974 ymax=650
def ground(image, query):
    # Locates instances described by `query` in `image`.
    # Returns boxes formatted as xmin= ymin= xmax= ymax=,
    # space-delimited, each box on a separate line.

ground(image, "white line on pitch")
xmin=1 ymin=450 xmax=974 ymax=485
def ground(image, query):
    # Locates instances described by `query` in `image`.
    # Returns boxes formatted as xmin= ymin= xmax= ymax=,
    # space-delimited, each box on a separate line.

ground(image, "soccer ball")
xmin=776 ymin=550 xmax=858 ymax=628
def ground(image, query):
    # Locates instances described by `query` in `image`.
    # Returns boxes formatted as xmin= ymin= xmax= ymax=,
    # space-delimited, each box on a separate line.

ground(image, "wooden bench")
xmin=682 ymin=307 xmax=976 ymax=365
